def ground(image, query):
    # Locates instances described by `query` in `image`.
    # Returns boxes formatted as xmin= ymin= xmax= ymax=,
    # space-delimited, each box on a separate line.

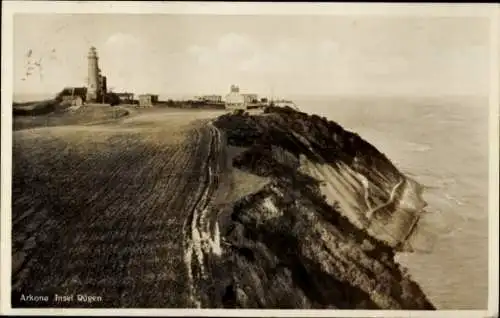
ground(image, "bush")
xmin=233 ymin=109 xmax=245 ymax=116
xmin=104 ymin=93 xmax=120 ymax=106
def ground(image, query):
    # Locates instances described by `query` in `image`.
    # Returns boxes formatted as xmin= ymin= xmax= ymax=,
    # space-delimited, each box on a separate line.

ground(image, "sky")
xmin=13 ymin=14 xmax=491 ymax=98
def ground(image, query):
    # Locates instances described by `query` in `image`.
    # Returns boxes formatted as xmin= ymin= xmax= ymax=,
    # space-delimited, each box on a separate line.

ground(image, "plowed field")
xmin=11 ymin=109 xmax=226 ymax=307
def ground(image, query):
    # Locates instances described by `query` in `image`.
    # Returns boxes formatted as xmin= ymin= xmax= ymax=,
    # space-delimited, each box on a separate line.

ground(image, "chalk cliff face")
xmin=200 ymin=106 xmax=434 ymax=309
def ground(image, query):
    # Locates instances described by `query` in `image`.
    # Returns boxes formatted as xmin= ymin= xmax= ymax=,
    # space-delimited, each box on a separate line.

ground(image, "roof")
xmin=139 ymin=94 xmax=158 ymax=97
xmin=57 ymin=87 xmax=87 ymax=98
xmin=116 ymin=92 xmax=134 ymax=97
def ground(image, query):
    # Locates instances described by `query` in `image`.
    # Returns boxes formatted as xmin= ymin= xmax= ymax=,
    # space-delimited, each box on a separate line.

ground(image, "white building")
xmin=201 ymin=95 xmax=223 ymax=103
xmin=224 ymin=85 xmax=245 ymax=109
xmin=242 ymin=93 xmax=258 ymax=105
xmin=138 ymin=94 xmax=158 ymax=107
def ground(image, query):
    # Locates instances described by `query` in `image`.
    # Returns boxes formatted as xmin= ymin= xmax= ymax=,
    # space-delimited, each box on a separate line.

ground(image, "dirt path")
xmin=355 ymin=173 xmax=405 ymax=219
xmin=182 ymin=122 xmax=224 ymax=308
xmin=11 ymin=110 xmax=224 ymax=307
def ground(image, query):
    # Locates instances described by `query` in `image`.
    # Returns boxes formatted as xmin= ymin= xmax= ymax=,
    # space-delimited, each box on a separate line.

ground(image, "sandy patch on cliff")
xmin=298 ymin=155 xmax=367 ymax=228
xmin=297 ymin=154 xmax=425 ymax=249
xmin=219 ymin=146 xmax=272 ymax=204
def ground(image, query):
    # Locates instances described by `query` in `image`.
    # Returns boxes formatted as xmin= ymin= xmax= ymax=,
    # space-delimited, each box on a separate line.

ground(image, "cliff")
xmin=194 ymin=106 xmax=434 ymax=309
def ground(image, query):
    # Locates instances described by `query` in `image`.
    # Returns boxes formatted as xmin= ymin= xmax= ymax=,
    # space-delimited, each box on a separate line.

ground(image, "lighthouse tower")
xmin=86 ymin=46 xmax=100 ymax=102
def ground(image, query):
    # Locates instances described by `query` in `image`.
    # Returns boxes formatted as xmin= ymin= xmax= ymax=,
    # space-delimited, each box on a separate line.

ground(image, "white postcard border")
xmin=1 ymin=2 xmax=498 ymax=317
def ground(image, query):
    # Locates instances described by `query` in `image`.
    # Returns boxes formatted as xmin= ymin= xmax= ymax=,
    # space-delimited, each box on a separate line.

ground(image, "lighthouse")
xmin=86 ymin=46 xmax=100 ymax=102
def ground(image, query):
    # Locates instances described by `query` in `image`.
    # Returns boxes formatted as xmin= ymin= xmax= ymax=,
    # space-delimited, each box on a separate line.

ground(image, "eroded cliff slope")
xmin=193 ymin=106 xmax=434 ymax=309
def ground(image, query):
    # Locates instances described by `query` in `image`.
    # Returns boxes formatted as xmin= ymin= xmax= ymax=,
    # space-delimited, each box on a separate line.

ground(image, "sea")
xmin=294 ymin=95 xmax=491 ymax=310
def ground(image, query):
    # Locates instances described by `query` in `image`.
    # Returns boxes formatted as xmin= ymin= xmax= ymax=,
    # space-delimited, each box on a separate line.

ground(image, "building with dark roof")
xmin=116 ymin=92 xmax=135 ymax=104
xmin=57 ymin=87 xmax=87 ymax=106
xmin=200 ymin=95 xmax=223 ymax=103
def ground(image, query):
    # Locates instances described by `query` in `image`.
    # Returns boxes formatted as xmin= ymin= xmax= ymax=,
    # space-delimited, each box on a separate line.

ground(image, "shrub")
xmin=104 ymin=93 xmax=120 ymax=106
xmin=233 ymin=109 xmax=245 ymax=116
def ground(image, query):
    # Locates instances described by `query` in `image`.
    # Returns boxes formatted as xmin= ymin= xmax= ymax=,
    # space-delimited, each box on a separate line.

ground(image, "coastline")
xmin=209 ymin=107 xmax=436 ymax=309
xmin=398 ymin=176 xmax=428 ymax=211
xmin=393 ymin=176 xmax=429 ymax=252
xmin=363 ymin=174 xmax=428 ymax=251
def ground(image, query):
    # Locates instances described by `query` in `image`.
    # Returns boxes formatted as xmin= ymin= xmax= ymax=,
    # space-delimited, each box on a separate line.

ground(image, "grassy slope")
xmin=13 ymin=105 xmax=131 ymax=131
